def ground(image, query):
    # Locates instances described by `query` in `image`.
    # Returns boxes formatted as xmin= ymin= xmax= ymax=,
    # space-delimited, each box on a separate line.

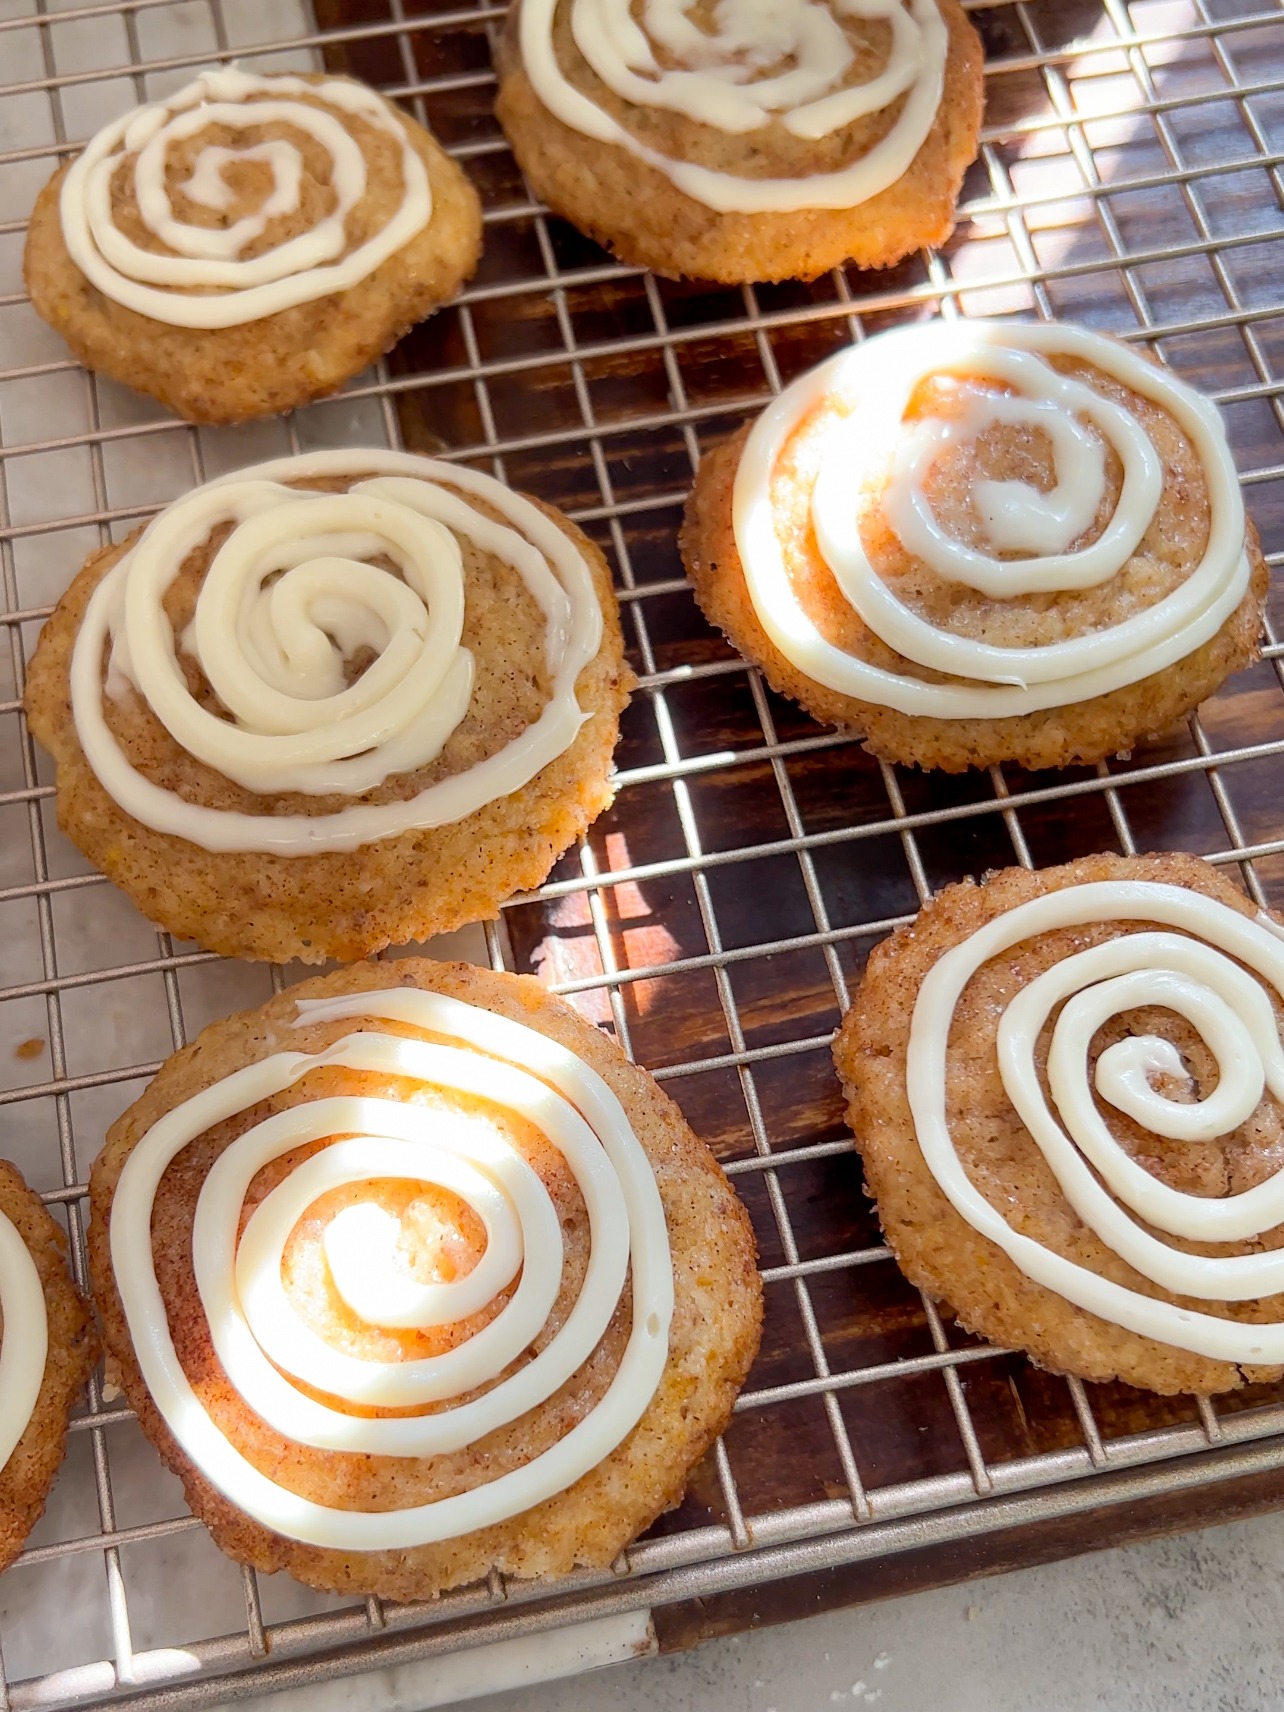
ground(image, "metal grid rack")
xmin=1 ymin=0 xmax=1283 ymax=1705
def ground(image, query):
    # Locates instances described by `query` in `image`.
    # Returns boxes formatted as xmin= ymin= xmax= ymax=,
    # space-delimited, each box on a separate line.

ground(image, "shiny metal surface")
xmin=0 ymin=0 xmax=1282 ymax=1703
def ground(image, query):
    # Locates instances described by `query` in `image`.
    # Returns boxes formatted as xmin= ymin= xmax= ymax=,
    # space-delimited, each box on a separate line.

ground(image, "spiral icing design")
xmin=909 ymin=880 xmax=1284 ymax=1363
xmin=521 ymin=0 xmax=949 ymax=213
xmin=109 ymin=987 xmax=674 ymax=1550
xmin=71 ymin=450 xmax=604 ymax=856
xmin=59 ymin=70 xmax=431 ymax=330
xmin=733 ymin=319 xmax=1251 ymax=720
xmin=0 ymin=1213 xmax=48 ymax=1477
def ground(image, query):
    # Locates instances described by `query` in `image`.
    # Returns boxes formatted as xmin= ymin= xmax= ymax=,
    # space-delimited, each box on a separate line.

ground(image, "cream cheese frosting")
xmin=59 ymin=70 xmax=432 ymax=330
xmin=733 ymin=319 xmax=1250 ymax=720
xmin=70 ymin=450 xmax=605 ymax=857
xmin=520 ymin=0 xmax=949 ymax=213
xmin=108 ymin=987 xmax=674 ymax=1550
xmin=0 ymin=1211 xmax=48 ymax=1478
xmin=908 ymin=880 xmax=1284 ymax=1362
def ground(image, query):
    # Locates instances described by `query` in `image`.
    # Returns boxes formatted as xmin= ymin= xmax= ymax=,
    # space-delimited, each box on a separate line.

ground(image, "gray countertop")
xmin=455 ymin=1511 xmax=1284 ymax=1712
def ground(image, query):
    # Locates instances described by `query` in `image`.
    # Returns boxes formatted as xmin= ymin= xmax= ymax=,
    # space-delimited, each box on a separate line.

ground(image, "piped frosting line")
xmin=109 ymin=987 xmax=674 ymax=1551
xmin=732 ymin=319 xmax=1250 ymax=719
xmin=906 ymin=880 xmax=1284 ymax=1362
xmin=520 ymin=0 xmax=949 ymax=214
xmin=0 ymin=1211 xmax=48 ymax=1476
xmin=59 ymin=69 xmax=432 ymax=330
xmin=69 ymin=449 xmax=604 ymax=857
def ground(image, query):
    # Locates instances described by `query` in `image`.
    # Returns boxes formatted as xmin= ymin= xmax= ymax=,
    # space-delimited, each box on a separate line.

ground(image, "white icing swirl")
xmin=109 ymin=987 xmax=674 ymax=1551
xmin=733 ymin=320 xmax=1252 ymax=719
xmin=908 ymin=880 xmax=1284 ymax=1362
xmin=69 ymin=450 xmax=605 ymax=857
xmin=520 ymin=0 xmax=949 ymax=213
xmin=59 ymin=70 xmax=432 ymax=330
xmin=0 ymin=1210 xmax=49 ymax=1476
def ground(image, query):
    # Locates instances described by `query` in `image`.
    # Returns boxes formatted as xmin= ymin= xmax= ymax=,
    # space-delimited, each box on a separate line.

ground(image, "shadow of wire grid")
xmin=0 ymin=0 xmax=1283 ymax=1703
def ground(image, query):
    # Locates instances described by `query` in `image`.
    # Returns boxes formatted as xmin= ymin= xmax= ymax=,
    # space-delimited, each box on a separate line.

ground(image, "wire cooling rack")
xmin=1 ymin=0 xmax=1284 ymax=1706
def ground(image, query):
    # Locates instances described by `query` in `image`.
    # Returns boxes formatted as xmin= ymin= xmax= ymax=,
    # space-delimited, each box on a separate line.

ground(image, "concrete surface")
xmin=455 ymin=1510 xmax=1284 ymax=1711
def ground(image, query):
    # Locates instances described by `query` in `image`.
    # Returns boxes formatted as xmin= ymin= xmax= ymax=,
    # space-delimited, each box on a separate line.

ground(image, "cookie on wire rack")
xmin=681 ymin=318 xmax=1268 ymax=772
xmin=88 ymin=957 xmax=763 ymax=1601
xmin=0 ymin=1160 xmax=97 ymax=1573
xmin=23 ymin=69 xmax=482 ymax=424
xmin=495 ymin=0 xmax=984 ymax=283
xmin=24 ymin=448 xmax=633 ymax=966
xmin=835 ymin=849 xmax=1284 ymax=1397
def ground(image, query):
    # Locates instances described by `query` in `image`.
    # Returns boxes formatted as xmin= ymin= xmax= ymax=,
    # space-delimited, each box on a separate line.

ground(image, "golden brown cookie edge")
xmin=679 ymin=403 xmax=1269 ymax=774
xmin=88 ymin=956 xmax=764 ymax=1600
xmin=833 ymin=849 xmax=1282 ymax=1396
xmin=23 ymin=78 xmax=483 ymax=425
xmin=24 ymin=494 xmax=632 ymax=964
xmin=0 ymin=1158 xmax=98 ymax=1573
xmin=494 ymin=0 xmax=984 ymax=283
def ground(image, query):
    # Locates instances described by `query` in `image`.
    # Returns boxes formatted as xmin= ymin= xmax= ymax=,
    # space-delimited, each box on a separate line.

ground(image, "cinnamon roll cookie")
xmin=495 ymin=0 xmax=983 ymax=283
xmin=682 ymin=319 xmax=1268 ymax=772
xmin=0 ymin=1161 xmax=97 ymax=1573
xmin=89 ymin=958 xmax=762 ymax=1600
xmin=23 ymin=70 xmax=482 ymax=424
xmin=24 ymin=451 xmax=632 ymax=964
xmin=835 ymin=851 xmax=1284 ymax=1396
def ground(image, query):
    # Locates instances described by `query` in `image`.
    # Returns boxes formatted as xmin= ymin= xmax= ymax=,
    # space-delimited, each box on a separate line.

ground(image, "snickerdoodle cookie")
xmin=495 ymin=0 xmax=983 ymax=283
xmin=24 ymin=69 xmax=481 ymax=424
xmin=836 ymin=850 xmax=1284 ymax=1396
xmin=0 ymin=1160 xmax=97 ymax=1573
xmin=682 ymin=319 xmax=1266 ymax=772
xmin=89 ymin=957 xmax=763 ymax=1600
xmin=24 ymin=449 xmax=632 ymax=963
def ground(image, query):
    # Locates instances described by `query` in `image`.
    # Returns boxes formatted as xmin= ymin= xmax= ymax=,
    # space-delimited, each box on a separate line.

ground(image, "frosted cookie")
xmin=0 ymin=1160 xmax=97 ymax=1573
xmin=834 ymin=850 xmax=1284 ymax=1396
xmin=89 ymin=958 xmax=763 ymax=1600
xmin=24 ymin=450 xmax=632 ymax=964
xmin=24 ymin=70 xmax=482 ymax=424
xmin=682 ymin=319 xmax=1267 ymax=772
xmin=495 ymin=0 xmax=983 ymax=283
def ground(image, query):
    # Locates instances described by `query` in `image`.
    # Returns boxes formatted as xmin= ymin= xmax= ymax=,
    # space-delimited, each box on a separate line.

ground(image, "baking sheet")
xmin=1 ymin=0 xmax=1283 ymax=1704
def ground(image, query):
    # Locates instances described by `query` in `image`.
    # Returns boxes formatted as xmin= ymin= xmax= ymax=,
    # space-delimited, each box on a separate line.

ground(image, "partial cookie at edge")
xmin=495 ymin=0 xmax=983 ymax=283
xmin=0 ymin=1160 xmax=98 ymax=1573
